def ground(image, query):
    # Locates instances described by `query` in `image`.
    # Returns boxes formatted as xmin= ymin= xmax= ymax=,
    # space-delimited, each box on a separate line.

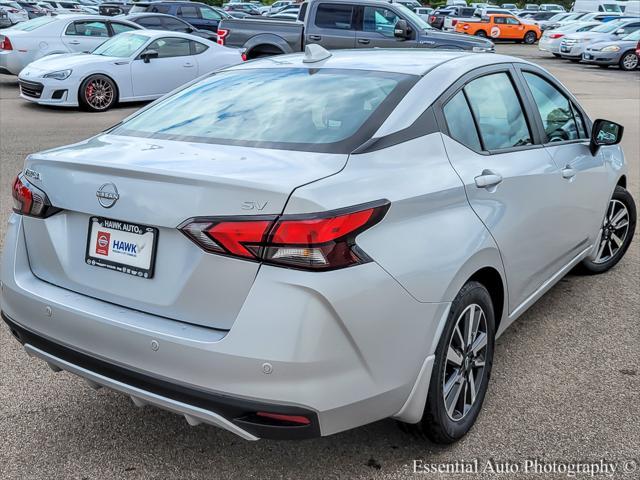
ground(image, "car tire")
xmin=598 ymin=65 xmax=609 ymax=69
xmin=553 ymin=53 xmax=561 ymax=58
xmin=397 ymin=281 xmax=495 ymax=443
xmin=619 ymin=51 xmax=639 ymax=71
xmin=475 ymin=30 xmax=487 ymax=38
xmin=577 ymin=186 xmax=636 ymax=275
xmin=569 ymin=58 xmax=581 ymax=63
xmin=523 ymin=31 xmax=537 ymax=45
xmin=79 ymin=74 xmax=117 ymax=112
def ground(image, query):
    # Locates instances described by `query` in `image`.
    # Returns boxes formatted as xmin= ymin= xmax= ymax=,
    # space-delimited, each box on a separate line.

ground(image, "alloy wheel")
xmin=594 ymin=199 xmax=630 ymax=264
xmin=442 ymin=303 xmax=488 ymax=422
xmin=85 ymin=78 xmax=114 ymax=110
xmin=621 ymin=53 xmax=638 ymax=71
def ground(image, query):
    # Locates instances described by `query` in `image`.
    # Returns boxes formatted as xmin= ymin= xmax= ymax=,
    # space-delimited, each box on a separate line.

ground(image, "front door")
xmin=439 ymin=67 xmax=578 ymax=312
xmin=131 ymin=37 xmax=196 ymax=98
xmin=305 ymin=2 xmax=356 ymax=49
xmin=356 ymin=5 xmax=417 ymax=48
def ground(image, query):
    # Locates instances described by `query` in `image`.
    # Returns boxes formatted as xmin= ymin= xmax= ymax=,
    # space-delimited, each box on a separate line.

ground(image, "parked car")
xmin=429 ymin=6 xmax=475 ymax=30
xmin=224 ymin=2 xmax=261 ymax=16
xmin=125 ymin=12 xmax=218 ymax=41
xmin=128 ymin=1 xmax=231 ymax=33
xmin=539 ymin=4 xmax=565 ymax=12
xmin=582 ymin=27 xmax=640 ymax=69
xmin=575 ymin=11 xmax=622 ymax=23
xmin=218 ymin=0 xmax=495 ymax=59
xmin=16 ymin=1 xmax=48 ymax=19
xmin=17 ymin=30 xmax=243 ymax=110
xmin=267 ymin=3 xmax=299 ymax=17
xmin=98 ymin=1 xmax=134 ymax=16
xmin=523 ymin=3 xmax=539 ymax=11
xmin=3 ymin=46 xmax=634 ymax=444
xmin=559 ymin=17 xmax=640 ymax=60
xmin=267 ymin=0 xmax=294 ymax=15
xmin=537 ymin=12 xmax=589 ymax=31
xmin=500 ymin=3 xmax=517 ymax=9
xmin=538 ymin=21 xmax=601 ymax=55
xmin=0 ymin=15 xmax=141 ymax=75
xmin=0 ymin=1 xmax=29 ymax=24
xmin=440 ymin=7 xmax=477 ymax=31
xmin=456 ymin=13 xmax=542 ymax=43
xmin=572 ymin=0 xmax=623 ymax=13
xmin=0 ymin=9 xmax=12 ymax=28
xmin=38 ymin=0 xmax=86 ymax=14
xmin=415 ymin=6 xmax=434 ymax=21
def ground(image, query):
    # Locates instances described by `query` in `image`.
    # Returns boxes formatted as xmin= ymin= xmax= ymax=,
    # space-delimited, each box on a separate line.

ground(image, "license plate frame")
xmin=85 ymin=216 xmax=159 ymax=279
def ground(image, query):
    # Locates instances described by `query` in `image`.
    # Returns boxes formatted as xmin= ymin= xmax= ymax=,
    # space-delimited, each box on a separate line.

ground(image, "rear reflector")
xmin=179 ymin=201 xmax=389 ymax=271
xmin=255 ymin=412 xmax=311 ymax=425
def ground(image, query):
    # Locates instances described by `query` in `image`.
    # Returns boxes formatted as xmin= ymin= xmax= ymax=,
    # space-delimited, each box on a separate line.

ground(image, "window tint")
xmin=178 ymin=5 xmax=199 ymax=17
xmin=192 ymin=40 xmax=208 ymax=54
xmin=464 ymin=73 xmax=532 ymax=150
xmin=494 ymin=16 xmax=506 ymax=24
xmin=523 ymin=72 xmax=585 ymax=141
xmin=111 ymin=22 xmax=138 ymax=35
xmin=363 ymin=6 xmax=400 ymax=37
xmin=443 ymin=91 xmax=482 ymax=151
xmin=136 ymin=16 xmax=163 ymax=29
xmin=163 ymin=17 xmax=190 ymax=32
xmin=506 ymin=17 xmax=520 ymax=25
xmin=150 ymin=5 xmax=170 ymax=13
xmin=200 ymin=6 xmax=221 ymax=19
xmin=315 ymin=3 xmax=354 ymax=30
xmin=114 ymin=69 xmax=406 ymax=149
xmin=65 ymin=21 xmax=109 ymax=37
xmin=146 ymin=37 xmax=191 ymax=58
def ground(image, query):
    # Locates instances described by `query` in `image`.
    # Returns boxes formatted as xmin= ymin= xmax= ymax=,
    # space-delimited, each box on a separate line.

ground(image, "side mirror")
xmin=590 ymin=119 xmax=623 ymax=155
xmin=394 ymin=19 xmax=410 ymax=39
xmin=615 ymin=28 xmax=625 ymax=35
xmin=140 ymin=49 xmax=159 ymax=63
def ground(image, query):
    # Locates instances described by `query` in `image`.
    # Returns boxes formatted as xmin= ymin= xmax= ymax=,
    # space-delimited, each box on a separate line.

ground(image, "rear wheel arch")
xmin=246 ymin=44 xmax=285 ymax=59
xmin=467 ymin=267 xmax=505 ymax=332
xmin=617 ymin=175 xmax=627 ymax=189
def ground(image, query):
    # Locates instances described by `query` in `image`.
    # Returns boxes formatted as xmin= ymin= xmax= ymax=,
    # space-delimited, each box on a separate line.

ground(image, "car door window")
xmin=315 ymin=3 xmax=354 ymax=30
xmin=506 ymin=17 xmax=520 ymax=25
xmin=136 ymin=16 xmax=163 ymax=29
xmin=163 ymin=17 xmax=190 ymax=32
xmin=199 ymin=6 xmax=221 ymax=19
xmin=111 ymin=22 xmax=138 ymax=35
xmin=443 ymin=90 xmax=482 ymax=151
xmin=464 ymin=72 xmax=532 ymax=150
xmin=191 ymin=40 xmax=208 ymax=54
xmin=523 ymin=72 xmax=586 ymax=141
xmin=178 ymin=5 xmax=199 ymax=18
xmin=494 ymin=16 xmax=506 ymax=24
xmin=363 ymin=6 xmax=400 ymax=37
xmin=145 ymin=37 xmax=191 ymax=58
xmin=65 ymin=21 xmax=109 ymax=37
xmin=150 ymin=5 xmax=169 ymax=13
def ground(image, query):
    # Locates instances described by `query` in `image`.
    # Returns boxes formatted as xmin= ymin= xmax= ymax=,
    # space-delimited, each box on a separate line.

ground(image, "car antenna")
xmin=302 ymin=44 xmax=332 ymax=63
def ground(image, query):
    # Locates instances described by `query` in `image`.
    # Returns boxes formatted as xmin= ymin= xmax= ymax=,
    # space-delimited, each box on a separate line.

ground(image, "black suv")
xmin=126 ymin=1 xmax=230 ymax=32
xmin=125 ymin=12 xmax=218 ymax=41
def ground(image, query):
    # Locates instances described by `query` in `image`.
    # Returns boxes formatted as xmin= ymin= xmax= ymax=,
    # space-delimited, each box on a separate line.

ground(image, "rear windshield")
xmin=113 ymin=68 xmax=416 ymax=153
xmin=591 ymin=20 xmax=625 ymax=33
xmin=9 ymin=15 xmax=57 ymax=31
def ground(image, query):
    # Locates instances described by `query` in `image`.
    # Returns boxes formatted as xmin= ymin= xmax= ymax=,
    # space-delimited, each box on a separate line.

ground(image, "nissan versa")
xmin=1 ymin=47 xmax=635 ymax=443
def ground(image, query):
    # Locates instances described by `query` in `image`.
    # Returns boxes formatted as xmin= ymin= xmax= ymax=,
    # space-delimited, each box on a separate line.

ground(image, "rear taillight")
xmin=241 ymin=52 xmax=247 ymax=61
xmin=549 ymin=33 xmax=564 ymax=39
xmin=180 ymin=201 xmax=389 ymax=271
xmin=452 ymin=19 xmax=458 ymax=26
xmin=636 ymin=40 xmax=639 ymax=56
xmin=217 ymin=28 xmax=228 ymax=45
xmin=12 ymin=174 xmax=58 ymax=218
xmin=429 ymin=15 xmax=436 ymax=23
xmin=0 ymin=36 xmax=12 ymax=51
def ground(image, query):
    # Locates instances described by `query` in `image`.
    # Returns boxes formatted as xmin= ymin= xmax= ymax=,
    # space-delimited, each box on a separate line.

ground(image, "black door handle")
xmin=308 ymin=35 xmax=322 ymax=41
xmin=358 ymin=38 xmax=370 ymax=44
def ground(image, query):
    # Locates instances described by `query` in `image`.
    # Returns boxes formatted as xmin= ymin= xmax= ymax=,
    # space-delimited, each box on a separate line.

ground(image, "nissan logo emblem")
xmin=96 ymin=183 xmax=119 ymax=208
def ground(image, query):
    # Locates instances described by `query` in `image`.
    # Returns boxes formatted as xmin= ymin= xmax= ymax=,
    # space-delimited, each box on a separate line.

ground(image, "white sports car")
xmin=18 ymin=30 xmax=244 ymax=111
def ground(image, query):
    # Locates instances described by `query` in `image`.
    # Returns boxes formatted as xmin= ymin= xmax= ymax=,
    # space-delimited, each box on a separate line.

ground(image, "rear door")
xmin=130 ymin=36 xmax=197 ymax=97
xmin=61 ymin=19 xmax=110 ymax=52
xmin=306 ymin=2 xmax=356 ymax=49
xmin=356 ymin=4 xmax=418 ymax=47
xmin=437 ymin=65 xmax=582 ymax=313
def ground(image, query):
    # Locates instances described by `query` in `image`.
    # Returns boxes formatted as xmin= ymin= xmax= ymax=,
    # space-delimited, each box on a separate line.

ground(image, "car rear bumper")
xmin=1 ymin=214 xmax=449 ymax=439
xmin=538 ymin=38 xmax=560 ymax=53
xmin=0 ymin=50 xmax=26 ymax=76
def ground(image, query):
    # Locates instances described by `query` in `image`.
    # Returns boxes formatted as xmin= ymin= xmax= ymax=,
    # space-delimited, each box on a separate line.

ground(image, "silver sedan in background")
xmin=538 ymin=21 xmax=600 ymax=56
xmin=582 ymin=28 xmax=640 ymax=70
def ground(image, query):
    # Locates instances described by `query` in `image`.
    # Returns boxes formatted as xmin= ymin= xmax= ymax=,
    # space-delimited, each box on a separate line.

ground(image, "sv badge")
xmin=241 ymin=201 xmax=268 ymax=211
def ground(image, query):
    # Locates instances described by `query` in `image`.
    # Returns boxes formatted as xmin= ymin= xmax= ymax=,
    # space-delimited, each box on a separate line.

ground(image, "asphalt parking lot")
xmin=0 ymin=44 xmax=638 ymax=480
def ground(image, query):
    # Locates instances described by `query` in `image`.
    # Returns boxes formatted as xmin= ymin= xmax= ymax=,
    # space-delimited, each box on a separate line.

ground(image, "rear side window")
xmin=111 ymin=22 xmax=138 ymax=35
xmin=464 ymin=72 xmax=532 ymax=150
xmin=146 ymin=37 xmax=192 ymax=58
xmin=136 ymin=16 xmax=163 ymax=29
xmin=65 ymin=21 xmax=109 ymax=37
xmin=200 ymin=6 xmax=221 ymax=19
xmin=443 ymin=91 xmax=481 ymax=151
xmin=315 ymin=3 xmax=354 ymax=30
xmin=178 ymin=5 xmax=199 ymax=17
xmin=523 ymin=72 xmax=587 ymax=141
xmin=163 ymin=17 xmax=190 ymax=32
xmin=191 ymin=41 xmax=208 ymax=54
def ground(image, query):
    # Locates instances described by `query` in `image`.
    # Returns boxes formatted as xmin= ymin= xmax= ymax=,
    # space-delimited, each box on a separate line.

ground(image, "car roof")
xmin=120 ymin=28 xmax=209 ymax=40
xmin=229 ymin=49 xmax=530 ymax=77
